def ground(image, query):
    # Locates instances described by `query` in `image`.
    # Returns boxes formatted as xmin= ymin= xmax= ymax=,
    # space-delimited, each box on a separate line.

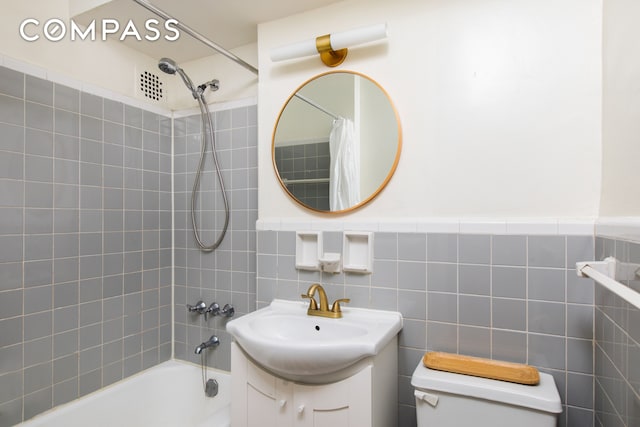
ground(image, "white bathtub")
xmin=19 ymin=360 xmax=230 ymax=427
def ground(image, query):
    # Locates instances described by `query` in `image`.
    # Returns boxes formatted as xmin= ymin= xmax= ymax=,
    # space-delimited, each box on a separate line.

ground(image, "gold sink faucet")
xmin=301 ymin=283 xmax=350 ymax=318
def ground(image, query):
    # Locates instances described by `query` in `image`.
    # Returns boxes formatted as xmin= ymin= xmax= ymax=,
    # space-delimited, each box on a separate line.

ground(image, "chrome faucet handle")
xmin=205 ymin=302 xmax=220 ymax=321
xmin=301 ymin=294 xmax=318 ymax=310
xmin=330 ymin=298 xmax=350 ymax=313
xmin=187 ymin=301 xmax=207 ymax=314
xmin=221 ymin=304 xmax=235 ymax=318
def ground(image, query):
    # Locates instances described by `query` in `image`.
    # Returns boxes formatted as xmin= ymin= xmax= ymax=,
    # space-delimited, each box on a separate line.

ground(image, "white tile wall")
xmin=257 ymin=218 xmax=597 ymax=235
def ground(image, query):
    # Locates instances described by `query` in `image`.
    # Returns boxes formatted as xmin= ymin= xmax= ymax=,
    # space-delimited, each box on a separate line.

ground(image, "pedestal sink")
xmin=226 ymin=299 xmax=403 ymax=383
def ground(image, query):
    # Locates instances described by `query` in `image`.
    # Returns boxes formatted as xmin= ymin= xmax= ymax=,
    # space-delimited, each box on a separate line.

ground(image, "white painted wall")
xmin=0 ymin=1 xmax=257 ymax=111
xmin=600 ymin=0 xmax=640 ymax=216
xmin=0 ymin=0 xmax=158 ymax=101
xmin=258 ymin=0 xmax=602 ymax=220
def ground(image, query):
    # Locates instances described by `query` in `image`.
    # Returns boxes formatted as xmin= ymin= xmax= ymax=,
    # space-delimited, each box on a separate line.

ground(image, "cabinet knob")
xmin=278 ymin=399 xmax=287 ymax=408
xmin=297 ymin=404 xmax=305 ymax=414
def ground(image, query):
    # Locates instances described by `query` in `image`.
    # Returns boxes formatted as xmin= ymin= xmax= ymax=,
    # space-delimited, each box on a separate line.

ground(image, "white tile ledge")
xmin=257 ymin=218 xmax=597 ymax=235
xmin=596 ymin=217 xmax=640 ymax=242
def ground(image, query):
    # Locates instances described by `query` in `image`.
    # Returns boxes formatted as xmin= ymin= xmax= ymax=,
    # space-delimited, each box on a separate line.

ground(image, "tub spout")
xmin=195 ymin=335 xmax=220 ymax=354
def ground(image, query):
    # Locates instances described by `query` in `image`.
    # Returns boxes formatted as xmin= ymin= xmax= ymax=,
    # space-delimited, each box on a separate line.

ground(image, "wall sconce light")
xmin=270 ymin=23 xmax=388 ymax=67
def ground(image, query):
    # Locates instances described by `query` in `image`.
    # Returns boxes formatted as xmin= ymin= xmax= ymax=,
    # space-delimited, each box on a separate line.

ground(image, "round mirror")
xmin=272 ymin=71 xmax=401 ymax=213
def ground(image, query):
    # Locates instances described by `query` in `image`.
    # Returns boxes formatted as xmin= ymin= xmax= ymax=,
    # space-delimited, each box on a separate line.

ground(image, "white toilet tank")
xmin=411 ymin=363 xmax=562 ymax=427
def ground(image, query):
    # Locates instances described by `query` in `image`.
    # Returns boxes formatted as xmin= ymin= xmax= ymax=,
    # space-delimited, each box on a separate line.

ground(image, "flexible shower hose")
xmin=190 ymin=94 xmax=229 ymax=252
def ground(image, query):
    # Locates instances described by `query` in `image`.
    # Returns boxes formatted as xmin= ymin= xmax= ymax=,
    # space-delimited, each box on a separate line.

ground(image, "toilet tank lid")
xmin=411 ymin=364 xmax=562 ymax=414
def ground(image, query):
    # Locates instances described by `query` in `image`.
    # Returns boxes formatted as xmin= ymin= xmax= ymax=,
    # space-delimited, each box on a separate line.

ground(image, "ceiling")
xmin=73 ymin=0 xmax=343 ymax=64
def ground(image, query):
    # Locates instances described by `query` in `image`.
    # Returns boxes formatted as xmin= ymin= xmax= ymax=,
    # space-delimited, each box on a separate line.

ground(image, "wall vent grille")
xmin=139 ymin=70 xmax=163 ymax=101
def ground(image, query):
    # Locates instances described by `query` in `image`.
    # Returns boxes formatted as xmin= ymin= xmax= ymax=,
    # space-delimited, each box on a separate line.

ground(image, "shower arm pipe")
xmin=132 ymin=0 xmax=259 ymax=75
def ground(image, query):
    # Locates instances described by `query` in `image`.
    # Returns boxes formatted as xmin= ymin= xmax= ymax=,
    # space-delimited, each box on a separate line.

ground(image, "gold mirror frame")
xmin=272 ymin=70 xmax=402 ymax=214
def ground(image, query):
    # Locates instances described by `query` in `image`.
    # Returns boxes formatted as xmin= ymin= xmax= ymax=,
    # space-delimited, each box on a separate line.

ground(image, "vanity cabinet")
xmin=231 ymin=340 xmax=397 ymax=427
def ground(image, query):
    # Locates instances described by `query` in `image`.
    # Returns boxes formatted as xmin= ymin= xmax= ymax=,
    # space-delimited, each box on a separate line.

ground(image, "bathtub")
xmin=19 ymin=360 xmax=230 ymax=427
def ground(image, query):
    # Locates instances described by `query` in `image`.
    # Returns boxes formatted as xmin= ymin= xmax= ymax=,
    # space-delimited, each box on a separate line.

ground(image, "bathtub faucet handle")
xmin=187 ymin=301 xmax=207 ymax=314
xmin=221 ymin=304 xmax=235 ymax=318
xmin=205 ymin=302 xmax=220 ymax=321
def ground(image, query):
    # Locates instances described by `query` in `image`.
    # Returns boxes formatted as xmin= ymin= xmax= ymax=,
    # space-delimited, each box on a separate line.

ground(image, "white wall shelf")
xmin=343 ymin=231 xmax=373 ymax=274
xmin=295 ymin=231 xmax=323 ymax=271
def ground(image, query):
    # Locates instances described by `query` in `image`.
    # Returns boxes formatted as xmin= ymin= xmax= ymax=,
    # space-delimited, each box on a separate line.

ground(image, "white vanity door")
xmin=232 ymin=342 xmax=294 ymax=427
xmin=246 ymin=361 xmax=294 ymax=427
xmin=293 ymin=366 xmax=372 ymax=427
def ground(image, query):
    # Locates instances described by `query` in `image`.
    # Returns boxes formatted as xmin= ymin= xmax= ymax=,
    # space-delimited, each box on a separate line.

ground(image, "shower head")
xmin=158 ymin=57 xmax=178 ymax=75
xmin=157 ymin=57 xmax=198 ymax=99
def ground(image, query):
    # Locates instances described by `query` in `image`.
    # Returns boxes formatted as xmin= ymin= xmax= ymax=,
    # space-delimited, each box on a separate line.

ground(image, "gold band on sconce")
xmin=316 ymin=34 xmax=348 ymax=67
xmin=270 ymin=23 xmax=387 ymax=67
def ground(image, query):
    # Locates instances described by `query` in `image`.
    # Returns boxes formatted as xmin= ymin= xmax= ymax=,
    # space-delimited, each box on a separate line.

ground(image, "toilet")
xmin=411 ymin=362 xmax=562 ymax=427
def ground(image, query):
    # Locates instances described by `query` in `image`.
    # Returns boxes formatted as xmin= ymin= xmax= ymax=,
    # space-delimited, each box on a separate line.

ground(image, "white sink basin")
xmin=226 ymin=299 xmax=403 ymax=382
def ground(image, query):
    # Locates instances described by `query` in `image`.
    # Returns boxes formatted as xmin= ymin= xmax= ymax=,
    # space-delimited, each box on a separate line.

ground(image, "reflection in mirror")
xmin=273 ymin=71 xmax=401 ymax=213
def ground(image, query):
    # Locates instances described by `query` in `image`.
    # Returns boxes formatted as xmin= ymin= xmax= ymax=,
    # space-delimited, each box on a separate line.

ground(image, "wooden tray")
xmin=423 ymin=352 xmax=540 ymax=385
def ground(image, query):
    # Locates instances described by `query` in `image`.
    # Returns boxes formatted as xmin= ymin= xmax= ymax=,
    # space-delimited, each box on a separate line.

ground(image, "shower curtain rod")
xmin=132 ymin=0 xmax=259 ymax=75
xmin=294 ymin=93 xmax=340 ymax=120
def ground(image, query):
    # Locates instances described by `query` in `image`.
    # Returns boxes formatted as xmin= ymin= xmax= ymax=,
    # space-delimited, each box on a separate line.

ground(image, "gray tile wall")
xmin=274 ymin=142 xmax=330 ymax=210
xmin=173 ymin=106 xmax=258 ymax=370
xmin=256 ymin=230 xmax=595 ymax=427
xmin=594 ymin=237 xmax=640 ymax=427
xmin=0 ymin=66 xmax=172 ymax=426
